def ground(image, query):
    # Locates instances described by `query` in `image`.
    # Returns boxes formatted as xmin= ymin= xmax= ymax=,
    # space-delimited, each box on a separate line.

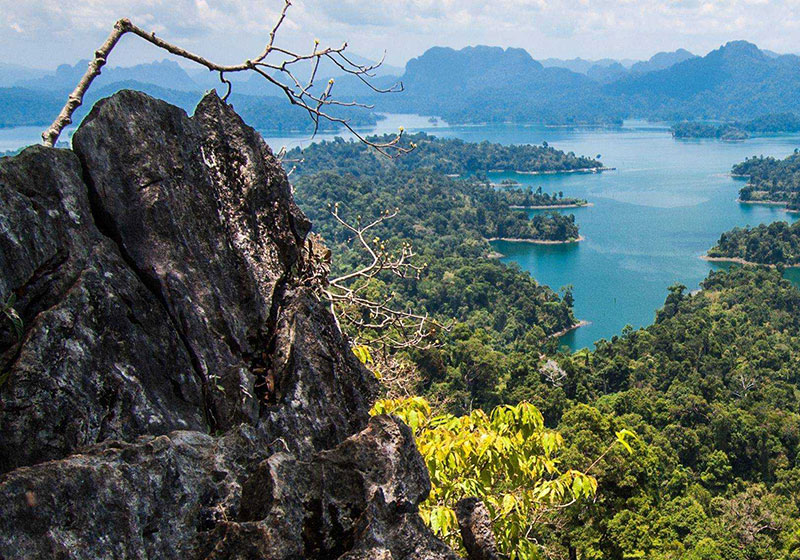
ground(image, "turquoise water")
xmin=415 ymin=121 xmax=800 ymax=350
xmin=6 ymin=118 xmax=800 ymax=351
xmin=435 ymin=122 xmax=800 ymax=349
xmin=301 ymin=119 xmax=800 ymax=351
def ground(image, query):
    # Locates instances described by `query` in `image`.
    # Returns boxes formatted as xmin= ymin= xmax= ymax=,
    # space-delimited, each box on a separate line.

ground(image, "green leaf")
xmin=615 ymin=429 xmax=637 ymax=455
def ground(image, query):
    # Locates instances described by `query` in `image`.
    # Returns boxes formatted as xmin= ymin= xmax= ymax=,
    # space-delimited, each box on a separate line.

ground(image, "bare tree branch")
xmin=540 ymin=359 xmax=568 ymax=387
xmin=300 ymin=205 xmax=450 ymax=350
xmin=42 ymin=0 xmax=411 ymax=157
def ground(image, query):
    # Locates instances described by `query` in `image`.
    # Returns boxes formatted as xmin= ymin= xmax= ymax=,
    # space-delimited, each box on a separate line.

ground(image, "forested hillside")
xmin=291 ymin=134 xmax=800 ymax=559
xmin=534 ymin=268 xmax=800 ymax=559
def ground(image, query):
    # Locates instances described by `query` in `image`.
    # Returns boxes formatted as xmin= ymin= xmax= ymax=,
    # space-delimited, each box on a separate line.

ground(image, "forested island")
xmin=706 ymin=220 xmax=800 ymax=266
xmin=671 ymin=113 xmax=800 ymax=140
xmin=671 ymin=122 xmax=749 ymax=140
xmin=732 ymin=151 xmax=800 ymax=209
xmin=502 ymin=185 xmax=589 ymax=208
xmin=289 ymin=132 xmax=604 ymax=176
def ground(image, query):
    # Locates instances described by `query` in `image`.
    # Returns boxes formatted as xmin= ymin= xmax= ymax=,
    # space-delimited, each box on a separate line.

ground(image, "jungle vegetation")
xmin=293 ymin=135 xmax=800 ymax=559
xmin=708 ymin=221 xmax=800 ymax=265
xmin=733 ymin=151 xmax=800 ymax=209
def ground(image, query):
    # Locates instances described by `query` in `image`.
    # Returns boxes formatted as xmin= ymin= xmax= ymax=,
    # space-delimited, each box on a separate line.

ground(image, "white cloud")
xmin=1 ymin=0 xmax=800 ymax=69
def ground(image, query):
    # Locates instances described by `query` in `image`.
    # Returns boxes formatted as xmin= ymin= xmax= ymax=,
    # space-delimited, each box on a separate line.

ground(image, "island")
xmin=486 ymin=211 xmax=582 ymax=243
xmin=672 ymin=122 xmax=749 ymax=140
xmin=501 ymin=186 xmax=590 ymax=209
xmin=705 ymin=221 xmax=800 ymax=266
xmin=671 ymin=112 xmax=800 ymax=140
xmin=732 ymin=151 xmax=800 ymax=210
xmin=289 ymin=132 xmax=604 ymax=176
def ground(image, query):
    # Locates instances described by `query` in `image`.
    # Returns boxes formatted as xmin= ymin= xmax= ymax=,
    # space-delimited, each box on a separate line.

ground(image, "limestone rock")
xmin=72 ymin=90 xmax=311 ymax=431
xmin=0 ymin=90 xmax=458 ymax=559
xmin=455 ymin=498 xmax=501 ymax=560
xmin=0 ymin=146 xmax=205 ymax=473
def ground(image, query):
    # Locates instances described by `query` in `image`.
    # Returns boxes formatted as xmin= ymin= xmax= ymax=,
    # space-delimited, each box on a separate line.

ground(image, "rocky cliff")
xmin=0 ymin=90 xmax=459 ymax=559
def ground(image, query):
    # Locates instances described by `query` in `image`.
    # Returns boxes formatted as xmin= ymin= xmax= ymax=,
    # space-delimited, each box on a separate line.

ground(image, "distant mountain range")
xmin=539 ymin=49 xmax=696 ymax=79
xmin=0 ymin=53 xmax=393 ymax=132
xmin=367 ymin=41 xmax=800 ymax=124
xmin=4 ymin=42 xmax=800 ymax=130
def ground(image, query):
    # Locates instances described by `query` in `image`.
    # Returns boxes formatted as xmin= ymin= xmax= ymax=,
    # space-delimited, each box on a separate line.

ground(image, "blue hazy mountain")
xmin=628 ymin=48 xmax=697 ymax=74
xmin=1 ymin=52 xmax=394 ymax=132
xmin=369 ymin=41 xmax=800 ymax=123
xmin=539 ymin=57 xmax=636 ymax=73
xmin=605 ymin=41 xmax=800 ymax=118
xmin=0 ymin=63 xmax=49 ymax=88
xmin=6 ymin=41 xmax=800 ymax=128
xmin=18 ymin=59 xmax=200 ymax=92
xmin=540 ymin=50 xmax=695 ymax=83
xmin=373 ymin=45 xmax=611 ymax=124
xmin=586 ymin=62 xmax=628 ymax=83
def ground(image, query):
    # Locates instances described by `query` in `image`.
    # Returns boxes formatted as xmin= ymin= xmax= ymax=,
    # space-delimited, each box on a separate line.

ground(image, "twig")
xmin=42 ymin=1 xmax=411 ymax=157
xmin=317 ymin=204 xmax=451 ymax=349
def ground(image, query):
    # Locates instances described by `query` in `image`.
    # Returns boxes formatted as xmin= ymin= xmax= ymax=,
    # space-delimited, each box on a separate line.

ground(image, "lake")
xmin=6 ymin=118 xmax=800 ymax=351
xmin=282 ymin=119 xmax=799 ymax=350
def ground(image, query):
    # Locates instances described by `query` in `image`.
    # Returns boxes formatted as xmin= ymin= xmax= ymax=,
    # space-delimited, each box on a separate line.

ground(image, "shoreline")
xmin=550 ymin=320 xmax=590 ymax=339
xmin=487 ymin=235 xmax=584 ymax=245
xmin=509 ymin=202 xmax=593 ymax=209
xmin=737 ymin=199 xmax=799 ymax=213
xmin=700 ymin=255 xmax=800 ymax=269
xmin=512 ymin=166 xmax=615 ymax=176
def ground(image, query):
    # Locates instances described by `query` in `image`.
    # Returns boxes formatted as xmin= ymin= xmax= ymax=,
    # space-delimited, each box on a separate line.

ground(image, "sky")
xmin=2 ymin=0 xmax=800 ymax=71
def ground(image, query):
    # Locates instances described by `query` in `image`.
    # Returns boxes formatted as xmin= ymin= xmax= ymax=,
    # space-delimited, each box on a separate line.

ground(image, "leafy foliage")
xmin=372 ymin=397 xmax=633 ymax=559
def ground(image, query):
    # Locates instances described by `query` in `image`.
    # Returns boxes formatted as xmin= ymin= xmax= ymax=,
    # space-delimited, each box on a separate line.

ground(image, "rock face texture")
xmin=0 ymin=90 xmax=459 ymax=559
xmin=455 ymin=498 xmax=501 ymax=560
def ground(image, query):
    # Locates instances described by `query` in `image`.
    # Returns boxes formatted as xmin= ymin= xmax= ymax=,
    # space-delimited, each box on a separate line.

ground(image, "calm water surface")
xmin=6 ymin=117 xmax=800 ymax=350
xmin=351 ymin=120 xmax=800 ymax=350
xmin=433 ymin=121 xmax=800 ymax=350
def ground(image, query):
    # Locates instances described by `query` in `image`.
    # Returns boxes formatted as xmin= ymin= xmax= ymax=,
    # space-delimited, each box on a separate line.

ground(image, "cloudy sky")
xmin=2 ymin=0 xmax=799 ymax=70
